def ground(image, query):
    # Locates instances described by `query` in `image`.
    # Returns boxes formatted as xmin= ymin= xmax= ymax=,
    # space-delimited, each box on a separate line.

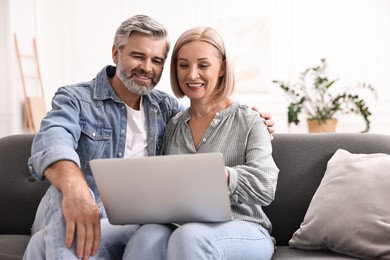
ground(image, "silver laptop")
xmin=90 ymin=153 xmax=232 ymax=225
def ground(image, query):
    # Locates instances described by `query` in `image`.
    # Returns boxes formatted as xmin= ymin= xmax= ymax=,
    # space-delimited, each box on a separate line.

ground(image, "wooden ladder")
xmin=14 ymin=33 xmax=46 ymax=133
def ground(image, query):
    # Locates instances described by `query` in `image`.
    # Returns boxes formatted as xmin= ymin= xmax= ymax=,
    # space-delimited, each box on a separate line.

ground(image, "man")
xmin=23 ymin=14 xmax=275 ymax=260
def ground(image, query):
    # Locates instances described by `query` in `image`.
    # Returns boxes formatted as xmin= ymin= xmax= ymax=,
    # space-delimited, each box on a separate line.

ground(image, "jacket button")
xmin=28 ymin=175 xmax=36 ymax=182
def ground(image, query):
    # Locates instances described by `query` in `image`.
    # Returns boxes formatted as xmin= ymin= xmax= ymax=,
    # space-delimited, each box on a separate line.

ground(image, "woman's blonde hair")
xmin=170 ymin=27 xmax=235 ymax=101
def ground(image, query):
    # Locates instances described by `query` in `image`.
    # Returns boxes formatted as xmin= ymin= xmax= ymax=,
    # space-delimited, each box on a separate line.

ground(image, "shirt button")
xmin=28 ymin=166 xmax=33 ymax=172
xmin=118 ymin=152 xmax=123 ymax=157
xmin=202 ymin=138 xmax=207 ymax=142
xmin=92 ymin=132 xmax=96 ymax=137
xmin=121 ymin=129 xmax=125 ymax=134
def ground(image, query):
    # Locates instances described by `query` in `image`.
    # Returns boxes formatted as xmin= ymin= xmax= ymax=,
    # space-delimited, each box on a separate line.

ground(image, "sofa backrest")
xmin=264 ymin=133 xmax=390 ymax=246
xmin=0 ymin=134 xmax=50 ymax=235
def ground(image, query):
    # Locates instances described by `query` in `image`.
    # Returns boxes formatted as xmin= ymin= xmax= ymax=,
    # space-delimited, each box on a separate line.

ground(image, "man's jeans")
xmin=23 ymin=185 xmax=139 ymax=259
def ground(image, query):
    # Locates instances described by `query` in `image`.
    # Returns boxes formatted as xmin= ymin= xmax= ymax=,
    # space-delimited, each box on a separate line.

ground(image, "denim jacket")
xmin=28 ymin=66 xmax=184 ymax=197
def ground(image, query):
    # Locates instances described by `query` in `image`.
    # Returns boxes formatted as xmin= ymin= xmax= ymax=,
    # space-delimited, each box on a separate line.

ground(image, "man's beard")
xmin=117 ymin=59 xmax=158 ymax=95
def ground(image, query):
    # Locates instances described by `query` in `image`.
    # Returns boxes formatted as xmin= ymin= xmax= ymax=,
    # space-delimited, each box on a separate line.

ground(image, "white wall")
xmin=1 ymin=0 xmax=389 ymax=136
xmin=1 ymin=0 xmax=38 ymax=136
xmin=0 ymin=0 xmax=11 ymax=136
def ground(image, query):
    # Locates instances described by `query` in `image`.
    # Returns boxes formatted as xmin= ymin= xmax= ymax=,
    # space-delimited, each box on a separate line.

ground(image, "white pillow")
xmin=289 ymin=149 xmax=390 ymax=259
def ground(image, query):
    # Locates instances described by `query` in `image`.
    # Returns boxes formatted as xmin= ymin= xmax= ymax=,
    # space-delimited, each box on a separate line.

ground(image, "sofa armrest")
xmin=0 ymin=134 xmax=50 ymax=235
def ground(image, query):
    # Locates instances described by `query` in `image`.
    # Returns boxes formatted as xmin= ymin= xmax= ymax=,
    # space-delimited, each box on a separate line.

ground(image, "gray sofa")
xmin=1 ymin=133 xmax=390 ymax=259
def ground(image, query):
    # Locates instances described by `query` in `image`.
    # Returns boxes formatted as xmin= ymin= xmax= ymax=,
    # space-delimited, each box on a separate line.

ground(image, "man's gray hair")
xmin=114 ymin=14 xmax=170 ymax=55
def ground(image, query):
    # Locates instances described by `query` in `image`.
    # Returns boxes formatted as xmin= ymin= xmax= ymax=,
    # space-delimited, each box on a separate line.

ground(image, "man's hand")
xmin=224 ymin=167 xmax=230 ymax=184
xmin=45 ymin=160 xmax=101 ymax=260
xmin=251 ymin=107 xmax=275 ymax=140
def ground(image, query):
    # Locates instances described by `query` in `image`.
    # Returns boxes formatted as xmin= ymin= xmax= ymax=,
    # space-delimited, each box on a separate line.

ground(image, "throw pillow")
xmin=289 ymin=149 xmax=390 ymax=259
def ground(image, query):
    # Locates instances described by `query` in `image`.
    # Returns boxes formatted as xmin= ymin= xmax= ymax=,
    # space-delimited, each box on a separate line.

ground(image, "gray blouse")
xmin=161 ymin=102 xmax=279 ymax=232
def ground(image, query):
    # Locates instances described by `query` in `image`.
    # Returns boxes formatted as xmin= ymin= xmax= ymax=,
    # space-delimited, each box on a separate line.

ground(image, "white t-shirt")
xmin=123 ymin=98 xmax=148 ymax=158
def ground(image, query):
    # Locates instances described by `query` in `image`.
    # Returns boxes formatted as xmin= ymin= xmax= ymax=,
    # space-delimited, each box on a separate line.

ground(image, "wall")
xmin=1 ymin=0 xmax=38 ymax=136
xmin=271 ymin=0 xmax=390 ymax=133
xmin=0 ymin=0 xmax=11 ymax=136
xmin=1 ymin=0 xmax=389 ymax=137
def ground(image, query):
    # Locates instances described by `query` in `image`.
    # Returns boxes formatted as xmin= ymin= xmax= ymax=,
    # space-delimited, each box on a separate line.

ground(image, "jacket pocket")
xmin=78 ymin=118 xmax=112 ymax=161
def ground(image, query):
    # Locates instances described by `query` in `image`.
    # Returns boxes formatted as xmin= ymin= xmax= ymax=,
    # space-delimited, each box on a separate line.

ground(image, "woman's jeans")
xmin=23 ymin=185 xmax=139 ymax=260
xmin=123 ymin=221 xmax=275 ymax=260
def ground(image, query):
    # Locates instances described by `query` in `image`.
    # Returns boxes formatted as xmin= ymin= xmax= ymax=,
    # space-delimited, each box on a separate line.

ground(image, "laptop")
xmin=90 ymin=153 xmax=232 ymax=225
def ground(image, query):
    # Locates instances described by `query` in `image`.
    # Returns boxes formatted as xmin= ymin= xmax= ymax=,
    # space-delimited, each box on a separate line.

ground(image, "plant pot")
xmin=307 ymin=119 xmax=338 ymax=133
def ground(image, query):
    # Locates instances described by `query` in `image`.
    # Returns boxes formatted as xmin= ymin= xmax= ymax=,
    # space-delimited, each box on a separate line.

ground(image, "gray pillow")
xmin=289 ymin=149 xmax=390 ymax=259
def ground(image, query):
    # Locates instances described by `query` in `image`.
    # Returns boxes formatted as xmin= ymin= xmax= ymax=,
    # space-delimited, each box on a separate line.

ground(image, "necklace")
xmin=189 ymin=105 xmax=222 ymax=118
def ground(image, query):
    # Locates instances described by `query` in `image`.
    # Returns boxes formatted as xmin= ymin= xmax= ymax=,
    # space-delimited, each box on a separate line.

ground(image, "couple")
xmin=24 ymin=14 xmax=279 ymax=260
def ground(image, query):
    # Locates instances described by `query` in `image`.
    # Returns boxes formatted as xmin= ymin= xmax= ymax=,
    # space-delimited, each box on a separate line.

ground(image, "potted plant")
xmin=273 ymin=58 xmax=376 ymax=133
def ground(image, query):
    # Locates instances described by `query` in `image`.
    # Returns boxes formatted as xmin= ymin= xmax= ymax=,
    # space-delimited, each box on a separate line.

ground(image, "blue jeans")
xmin=123 ymin=221 xmax=275 ymax=260
xmin=23 ymin=186 xmax=139 ymax=259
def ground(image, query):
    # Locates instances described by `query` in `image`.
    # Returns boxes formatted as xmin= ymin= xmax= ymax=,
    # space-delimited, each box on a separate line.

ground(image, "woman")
xmin=124 ymin=26 xmax=279 ymax=260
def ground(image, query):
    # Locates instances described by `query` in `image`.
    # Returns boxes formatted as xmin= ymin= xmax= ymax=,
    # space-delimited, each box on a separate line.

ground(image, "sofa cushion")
xmin=272 ymin=246 xmax=357 ymax=259
xmin=0 ymin=235 xmax=30 ymax=260
xmin=264 ymin=133 xmax=390 ymax=246
xmin=289 ymin=149 xmax=390 ymax=259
